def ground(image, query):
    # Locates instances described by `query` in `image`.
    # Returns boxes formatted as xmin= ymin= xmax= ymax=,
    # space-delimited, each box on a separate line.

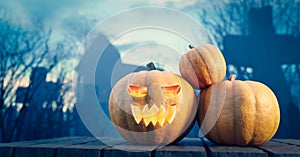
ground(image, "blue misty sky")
xmin=0 ymin=0 xmax=202 ymax=32
xmin=0 ymin=0 xmax=214 ymax=74
xmin=1 ymin=0 xmax=200 ymax=16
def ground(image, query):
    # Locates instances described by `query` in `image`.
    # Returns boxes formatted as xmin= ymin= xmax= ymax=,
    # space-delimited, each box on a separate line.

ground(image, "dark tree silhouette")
xmin=0 ymin=8 xmax=78 ymax=142
xmin=197 ymin=1 xmax=300 ymax=48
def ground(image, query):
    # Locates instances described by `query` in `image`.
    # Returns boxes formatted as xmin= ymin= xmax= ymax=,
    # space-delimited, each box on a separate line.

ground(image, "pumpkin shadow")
xmin=287 ymin=101 xmax=300 ymax=139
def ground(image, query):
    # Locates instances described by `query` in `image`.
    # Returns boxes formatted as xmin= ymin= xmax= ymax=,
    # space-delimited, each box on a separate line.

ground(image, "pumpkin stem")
xmin=188 ymin=45 xmax=195 ymax=49
xmin=147 ymin=62 xmax=157 ymax=70
xmin=228 ymin=74 xmax=237 ymax=81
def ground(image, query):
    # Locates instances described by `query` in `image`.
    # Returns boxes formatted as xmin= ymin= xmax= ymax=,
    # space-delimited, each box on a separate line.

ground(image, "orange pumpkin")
xmin=109 ymin=63 xmax=197 ymax=145
xmin=179 ymin=44 xmax=226 ymax=89
xmin=198 ymin=75 xmax=280 ymax=146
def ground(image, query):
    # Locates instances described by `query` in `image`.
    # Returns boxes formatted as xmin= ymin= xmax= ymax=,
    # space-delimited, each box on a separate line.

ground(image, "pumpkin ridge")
xmin=208 ymin=45 xmax=226 ymax=82
xmin=201 ymin=44 xmax=218 ymax=82
xmin=145 ymin=70 xmax=150 ymax=94
xmin=245 ymin=82 xmax=271 ymax=145
xmin=193 ymin=47 xmax=212 ymax=87
xmin=199 ymin=86 xmax=211 ymax=134
xmin=223 ymin=81 xmax=235 ymax=145
xmin=214 ymin=83 xmax=225 ymax=144
xmin=264 ymin=101 xmax=280 ymax=144
xmin=202 ymin=87 xmax=215 ymax=141
xmin=220 ymin=81 xmax=234 ymax=144
xmin=267 ymin=91 xmax=280 ymax=142
xmin=269 ymin=83 xmax=280 ymax=143
xmin=208 ymin=84 xmax=220 ymax=143
xmin=179 ymin=55 xmax=198 ymax=88
xmin=232 ymin=80 xmax=239 ymax=145
xmin=198 ymin=88 xmax=206 ymax=126
xmin=253 ymin=82 xmax=280 ymax=144
xmin=245 ymin=81 xmax=257 ymax=145
xmin=186 ymin=50 xmax=206 ymax=88
xmin=235 ymin=80 xmax=253 ymax=145
xmin=245 ymin=82 xmax=261 ymax=145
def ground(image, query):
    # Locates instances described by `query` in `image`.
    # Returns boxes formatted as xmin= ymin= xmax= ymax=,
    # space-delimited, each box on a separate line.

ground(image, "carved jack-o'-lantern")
xmin=109 ymin=63 xmax=197 ymax=145
xmin=129 ymin=84 xmax=181 ymax=127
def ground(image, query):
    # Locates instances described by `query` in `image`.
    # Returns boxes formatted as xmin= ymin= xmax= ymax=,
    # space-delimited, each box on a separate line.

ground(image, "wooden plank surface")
xmin=1 ymin=137 xmax=300 ymax=157
xmin=14 ymin=137 xmax=98 ymax=157
xmin=155 ymin=138 xmax=207 ymax=157
xmin=202 ymin=138 xmax=268 ymax=157
xmin=0 ymin=136 xmax=83 ymax=157
xmin=104 ymin=142 xmax=157 ymax=157
xmin=57 ymin=140 xmax=106 ymax=157
xmin=272 ymin=139 xmax=300 ymax=147
xmin=256 ymin=141 xmax=300 ymax=157
xmin=57 ymin=137 xmax=126 ymax=157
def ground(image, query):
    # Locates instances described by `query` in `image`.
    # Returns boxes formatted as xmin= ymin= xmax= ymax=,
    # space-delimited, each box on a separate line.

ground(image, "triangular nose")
xmin=146 ymin=102 xmax=154 ymax=108
xmin=147 ymin=84 xmax=166 ymax=105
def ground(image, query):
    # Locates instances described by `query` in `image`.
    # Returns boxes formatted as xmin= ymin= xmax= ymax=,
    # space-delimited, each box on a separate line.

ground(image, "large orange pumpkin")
xmin=198 ymin=75 xmax=280 ymax=146
xmin=109 ymin=64 xmax=197 ymax=145
xmin=179 ymin=44 xmax=226 ymax=89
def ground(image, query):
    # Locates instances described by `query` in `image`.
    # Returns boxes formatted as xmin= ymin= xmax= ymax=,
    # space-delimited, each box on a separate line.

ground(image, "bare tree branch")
xmin=0 ymin=7 xmax=78 ymax=142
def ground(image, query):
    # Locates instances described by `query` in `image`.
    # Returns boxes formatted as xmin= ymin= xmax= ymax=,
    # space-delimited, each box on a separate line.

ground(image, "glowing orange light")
xmin=128 ymin=84 xmax=181 ymax=127
xmin=128 ymin=85 xmax=147 ymax=97
xmin=162 ymin=85 xmax=181 ymax=97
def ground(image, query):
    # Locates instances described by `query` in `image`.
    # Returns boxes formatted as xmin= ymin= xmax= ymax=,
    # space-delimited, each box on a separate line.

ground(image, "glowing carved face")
xmin=128 ymin=84 xmax=181 ymax=127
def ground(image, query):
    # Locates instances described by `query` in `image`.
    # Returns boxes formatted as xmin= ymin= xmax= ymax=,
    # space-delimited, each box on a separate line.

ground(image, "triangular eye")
xmin=161 ymin=85 xmax=181 ymax=97
xmin=128 ymin=85 xmax=147 ymax=97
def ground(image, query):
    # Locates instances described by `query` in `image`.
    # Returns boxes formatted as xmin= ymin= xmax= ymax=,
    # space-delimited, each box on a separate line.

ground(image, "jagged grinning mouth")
xmin=131 ymin=104 xmax=176 ymax=127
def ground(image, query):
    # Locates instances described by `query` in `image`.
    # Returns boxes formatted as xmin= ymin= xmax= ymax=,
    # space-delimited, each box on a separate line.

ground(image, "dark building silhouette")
xmin=15 ymin=67 xmax=61 ymax=140
xmin=2 ymin=105 xmax=18 ymax=139
xmin=76 ymin=33 xmax=149 ymax=116
xmin=223 ymin=6 xmax=300 ymax=138
xmin=15 ymin=67 xmax=64 ymax=140
xmin=16 ymin=67 xmax=61 ymax=106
